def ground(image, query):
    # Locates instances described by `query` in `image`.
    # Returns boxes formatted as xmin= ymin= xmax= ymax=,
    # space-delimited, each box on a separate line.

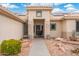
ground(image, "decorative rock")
xmin=46 ymin=39 xmax=76 ymax=55
xmin=55 ymin=37 xmax=64 ymax=41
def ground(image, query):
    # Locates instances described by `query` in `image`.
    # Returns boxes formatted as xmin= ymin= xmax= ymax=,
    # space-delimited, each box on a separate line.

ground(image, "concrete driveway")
xmin=29 ymin=38 xmax=50 ymax=56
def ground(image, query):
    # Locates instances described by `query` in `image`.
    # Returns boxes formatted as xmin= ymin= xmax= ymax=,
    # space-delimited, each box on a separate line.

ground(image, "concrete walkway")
xmin=29 ymin=39 xmax=50 ymax=56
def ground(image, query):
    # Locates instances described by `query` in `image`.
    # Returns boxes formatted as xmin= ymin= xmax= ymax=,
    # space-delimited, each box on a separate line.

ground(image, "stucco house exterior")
xmin=0 ymin=5 xmax=79 ymax=40
xmin=0 ymin=6 xmax=24 ymax=41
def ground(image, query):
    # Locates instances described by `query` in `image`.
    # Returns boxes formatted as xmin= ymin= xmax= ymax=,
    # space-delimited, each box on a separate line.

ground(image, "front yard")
xmin=45 ymin=38 xmax=79 ymax=56
xmin=1 ymin=38 xmax=79 ymax=56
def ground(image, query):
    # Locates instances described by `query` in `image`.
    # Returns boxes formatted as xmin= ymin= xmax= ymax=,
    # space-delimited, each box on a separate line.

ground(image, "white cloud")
xmin=64 ymin=4 xmax=73 ymax=8
xmin=52 ymin=8 xmax=64 ymax=13
xmin=9 ymin=5 xmax=19 ymax=8
xmin=21 ymin=4 xmax=29 ymax=7
xmin=64 ymin=4 xmax=79 ymax=13
xmin=66 ymin=7 xmax=77 ymax=12
xmin=0 ymin=4 xmax=9 ymax=8
xmin=29 ymin=3 xmax=53 ymax=7
xmin=54 ymin=3 xmax=64 ymax=6
xmin=0 ymin=3 xmax=19 ymax=8
xmin=74 ymin=10 xmax=79 ymax=13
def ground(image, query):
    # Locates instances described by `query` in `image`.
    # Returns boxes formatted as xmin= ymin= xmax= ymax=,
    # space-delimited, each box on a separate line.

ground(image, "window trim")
xmin=50 ymin=23 xmax=56 ymax=31
xmin=36 ymin=10 xmax=42 ymax=17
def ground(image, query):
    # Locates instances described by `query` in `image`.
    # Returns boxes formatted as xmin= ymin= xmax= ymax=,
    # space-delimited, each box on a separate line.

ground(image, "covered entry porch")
xmin=28 ymin=18 xmax=50 ymax=39
xmin=34 ymin=19 xmax=44 ymax=38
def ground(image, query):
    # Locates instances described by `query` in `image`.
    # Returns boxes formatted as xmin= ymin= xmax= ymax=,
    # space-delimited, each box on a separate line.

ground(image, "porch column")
xmin=44 ymin=20 xmax=50 ymax=39
xmin=28 ymin=19 xmax=34 ymax=39
xmin=65 ymin=20 xmax=76 ymax=40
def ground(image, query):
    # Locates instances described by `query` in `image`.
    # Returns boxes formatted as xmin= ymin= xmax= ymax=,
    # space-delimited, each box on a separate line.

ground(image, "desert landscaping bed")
xmin=45 ymin=38 xmax=79 ymax=56
xmin=18 ymin=39 xmax=32 ymax=56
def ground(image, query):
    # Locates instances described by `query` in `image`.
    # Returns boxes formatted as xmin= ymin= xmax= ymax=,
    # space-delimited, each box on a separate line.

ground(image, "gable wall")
xmin=0 ymin=14 xmax=23 ymax=41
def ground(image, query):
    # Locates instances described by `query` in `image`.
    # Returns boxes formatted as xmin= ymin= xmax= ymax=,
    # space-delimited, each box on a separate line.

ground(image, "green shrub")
xmin=0 ymin=45 xmax=1 ymax=54
xmin=1 ymin=39 xmax=21 ymax=56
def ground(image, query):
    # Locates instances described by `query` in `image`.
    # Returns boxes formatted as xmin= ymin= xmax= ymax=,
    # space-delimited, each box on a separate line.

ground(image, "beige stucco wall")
xmin=28 ymin=10 xmax=51 ymax=19
xmin=50 ymin=21 xmax=62 ymax=38
xmin=61 ymin=19 xmax=76 ymax=39
xmin=0 ymin=14 xmax=23 ymax=41
xmin=50 ymin=19 xmax=76 ymax=39
xmin=66 ymin=20 xmax=76 ymax=32
xmin=65 ymin=20 xmax=76 ymax=39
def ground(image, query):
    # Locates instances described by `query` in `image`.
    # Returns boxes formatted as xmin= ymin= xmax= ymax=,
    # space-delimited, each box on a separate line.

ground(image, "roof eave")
xmin=0 ymin=7 xmax=25 ymax=23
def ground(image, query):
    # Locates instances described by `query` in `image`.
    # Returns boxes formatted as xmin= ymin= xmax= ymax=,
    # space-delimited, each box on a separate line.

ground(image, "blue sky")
xmin=0 ymin=3 xmax=79 ymax=15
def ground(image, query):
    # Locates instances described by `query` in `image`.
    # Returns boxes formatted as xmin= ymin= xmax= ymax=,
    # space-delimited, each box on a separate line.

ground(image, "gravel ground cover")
xmin=45 ymin=39 xmax=79 ymax=56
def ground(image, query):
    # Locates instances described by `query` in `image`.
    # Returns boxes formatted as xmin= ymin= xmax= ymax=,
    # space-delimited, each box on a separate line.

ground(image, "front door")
xmin=34 ymin=25 xmax=44 ymax=37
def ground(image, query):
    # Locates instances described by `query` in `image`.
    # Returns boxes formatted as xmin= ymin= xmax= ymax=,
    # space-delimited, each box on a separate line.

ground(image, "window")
xmin=50 ymin=23 xmax=56 ymax=30
xmin=76 ymin=21 xmax=79 ymax=32
xmin=36 ymin=10 xmax=42 ymax=17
